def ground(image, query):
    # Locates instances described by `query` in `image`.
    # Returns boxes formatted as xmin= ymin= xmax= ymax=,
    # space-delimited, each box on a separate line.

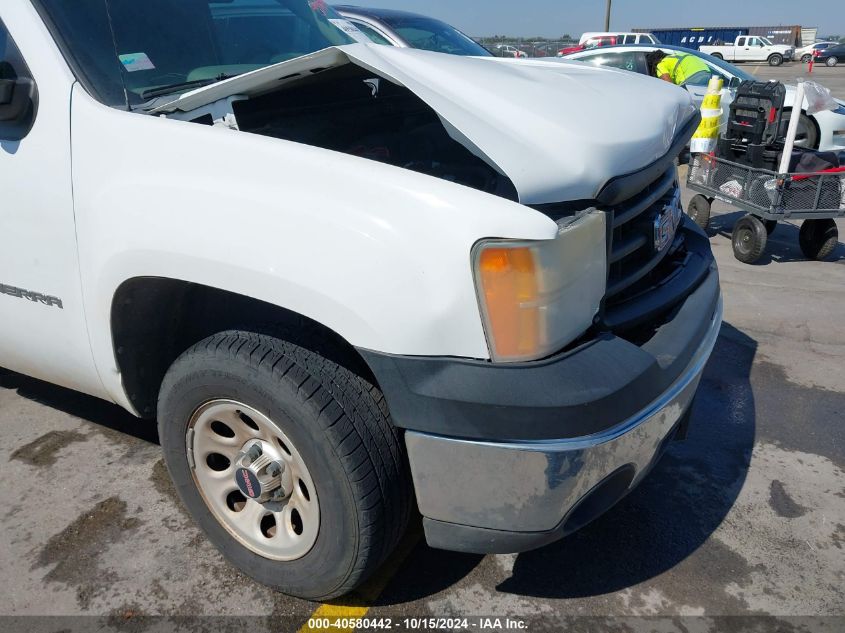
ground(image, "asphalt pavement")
xmin=1 ymin=63 xmax=844 ymax=633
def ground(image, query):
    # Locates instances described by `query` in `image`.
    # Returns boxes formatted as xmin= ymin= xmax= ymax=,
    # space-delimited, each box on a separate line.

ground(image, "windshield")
xmin=35 ymin=0 xmax=355 ymax=108
xmin=379 ymin=15 xmax=491 ymax=56
xmin=760 ymin=37 xmax=774 ymax=46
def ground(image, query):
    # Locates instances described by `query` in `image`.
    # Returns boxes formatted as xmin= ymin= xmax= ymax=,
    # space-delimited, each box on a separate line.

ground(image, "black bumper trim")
xmin=359 ymin=235 xmax=719 ymax=443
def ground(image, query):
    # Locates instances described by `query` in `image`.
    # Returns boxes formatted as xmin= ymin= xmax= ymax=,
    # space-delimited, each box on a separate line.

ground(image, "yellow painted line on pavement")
xmin=298 ymin=529 xmax=422 ymax=633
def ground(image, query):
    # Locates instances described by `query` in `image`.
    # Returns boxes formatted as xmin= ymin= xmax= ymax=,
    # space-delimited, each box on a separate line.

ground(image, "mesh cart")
xmin=687 ymin=153 xmax=844 ymax=263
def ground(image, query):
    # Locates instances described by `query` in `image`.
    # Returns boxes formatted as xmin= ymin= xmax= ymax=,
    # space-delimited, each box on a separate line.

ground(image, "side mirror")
xmin=0 ymin=77 xmax=35 ymax=122
xmin=0 ymin=65 xmax=37 ymax=141
xmin=729 ymin=76 xmax=742 ymax=89
xmin=0 ymin=78 xmax=14 ymax=105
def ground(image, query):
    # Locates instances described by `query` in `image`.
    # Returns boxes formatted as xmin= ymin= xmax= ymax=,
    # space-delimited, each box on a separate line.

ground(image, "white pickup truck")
xmin=700 ymin=35 xmax=794 ymax=66
xmin=1 ymin=0 xmax=721 ymax=599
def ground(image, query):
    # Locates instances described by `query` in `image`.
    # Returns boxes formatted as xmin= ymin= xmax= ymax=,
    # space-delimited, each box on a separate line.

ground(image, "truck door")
xmin=733 ymin=36 xmax=748 ymax=61
xmin=0 ymin=12 xmax=103 ymax=396
xmin=743 ymin=37 xmax=763 ymax=61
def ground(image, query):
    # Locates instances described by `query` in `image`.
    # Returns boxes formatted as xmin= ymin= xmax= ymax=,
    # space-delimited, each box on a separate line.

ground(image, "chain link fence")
xmin=474 ymin=37 xmax=579 ymax=58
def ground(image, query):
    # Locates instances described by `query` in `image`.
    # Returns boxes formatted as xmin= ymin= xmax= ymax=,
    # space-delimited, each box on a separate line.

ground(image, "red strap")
xmin=790 ymin=167 xmax=845 ymax=181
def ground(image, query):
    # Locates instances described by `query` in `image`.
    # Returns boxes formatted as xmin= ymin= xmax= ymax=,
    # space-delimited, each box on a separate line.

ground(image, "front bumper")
xmin=359 ymin=225 xmax=722 ymax=553
xmin=407 ymin=293 xmax=721 ymax=553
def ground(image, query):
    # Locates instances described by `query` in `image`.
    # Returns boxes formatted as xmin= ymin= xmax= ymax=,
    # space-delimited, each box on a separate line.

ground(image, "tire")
xmin=711 ymin=53 xmax=723 ymax=60
xmin=157 ymin=331 xmax=412 ymax=600
xmin=827 ymin=57 xmax=839 ymax=67
xmin=732 ymin=215 xmax=768 ymax=264
xmin=780 ymin=110 xmax=819 ymax=150
xmin=801 ymin=54 xmax=812 ymax=63
xmin=687 ymin=195 xmax=712 ymax=230
xmin=768 ymin=54 xmax=783 ymax=67
xmin=764 ymin=220 xmax=778 ymax=236
xmin=799 ymin=219 xmax=839 ymax=261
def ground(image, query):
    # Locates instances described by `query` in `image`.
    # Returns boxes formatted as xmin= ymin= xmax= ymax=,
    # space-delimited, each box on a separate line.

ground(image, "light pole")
xmin=605 ymin=0 xmax=612 ymax=31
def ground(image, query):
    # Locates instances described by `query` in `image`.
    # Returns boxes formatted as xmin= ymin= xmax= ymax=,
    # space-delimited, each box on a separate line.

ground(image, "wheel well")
xmin=111 ymin=278 xmax=376 ymax=418
xmin=783 ymin=107 xmax=821 ymax=149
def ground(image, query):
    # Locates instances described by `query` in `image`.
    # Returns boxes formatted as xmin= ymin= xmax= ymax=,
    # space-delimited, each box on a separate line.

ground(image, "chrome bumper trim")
xmin=405 ymin=296 xmax=723 ymax=535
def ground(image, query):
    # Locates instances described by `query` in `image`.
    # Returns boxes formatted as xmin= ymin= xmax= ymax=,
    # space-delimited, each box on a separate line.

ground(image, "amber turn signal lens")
xmin=477 ymin=246 xmax=541 ymax=360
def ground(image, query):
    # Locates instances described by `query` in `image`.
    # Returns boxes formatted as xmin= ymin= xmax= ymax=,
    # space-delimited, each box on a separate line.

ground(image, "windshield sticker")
xmin=119 ymin=53 xmax=155 ymax=73
xmin=328 ymin=19 xmax=370 ymax=44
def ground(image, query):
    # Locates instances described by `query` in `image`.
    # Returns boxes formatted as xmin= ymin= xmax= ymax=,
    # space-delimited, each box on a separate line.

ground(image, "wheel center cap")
xmin=233 ymin=439 xmax=290 ymax=505
xmin=236 ymin=467 xmax=263 ymax=499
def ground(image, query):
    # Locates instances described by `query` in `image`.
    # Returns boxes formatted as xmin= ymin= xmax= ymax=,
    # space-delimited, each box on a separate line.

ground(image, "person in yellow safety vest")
xmin=646 ymin=50 xmax=712 ymax=86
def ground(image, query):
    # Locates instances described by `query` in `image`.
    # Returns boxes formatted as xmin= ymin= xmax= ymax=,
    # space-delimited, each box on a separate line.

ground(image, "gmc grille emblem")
xmin=654 ymin=191 xmax=683 ymax=252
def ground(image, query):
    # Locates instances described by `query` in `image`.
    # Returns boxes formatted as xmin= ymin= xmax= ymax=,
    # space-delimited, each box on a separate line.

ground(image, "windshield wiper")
xmin=141 ymin=75 xmax=234 ymax=100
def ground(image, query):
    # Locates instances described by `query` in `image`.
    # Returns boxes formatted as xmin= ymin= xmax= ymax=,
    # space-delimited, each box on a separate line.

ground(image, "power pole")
xmin=605 ymin=0 xmax=612 ymax=31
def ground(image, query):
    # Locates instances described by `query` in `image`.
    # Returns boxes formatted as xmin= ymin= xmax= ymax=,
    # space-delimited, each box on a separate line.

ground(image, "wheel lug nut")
xmin=246 ymin=444 xmax=263 ymax=463
xmin=267 ymin=462 xmax=284 ymax=477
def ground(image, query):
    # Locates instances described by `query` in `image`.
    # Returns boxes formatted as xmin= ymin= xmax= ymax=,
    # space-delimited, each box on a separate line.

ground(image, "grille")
xmin=604 ymin=167 xmax=683 ymax=308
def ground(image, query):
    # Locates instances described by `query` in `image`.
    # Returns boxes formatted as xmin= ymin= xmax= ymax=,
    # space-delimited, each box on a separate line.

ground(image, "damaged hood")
xmin=154 ymin=44 xmax=698 ymax=204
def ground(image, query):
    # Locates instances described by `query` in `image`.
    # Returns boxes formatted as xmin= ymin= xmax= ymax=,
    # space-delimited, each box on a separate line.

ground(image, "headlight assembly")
xmin=472 ymin=210 xmax=607 ymax=362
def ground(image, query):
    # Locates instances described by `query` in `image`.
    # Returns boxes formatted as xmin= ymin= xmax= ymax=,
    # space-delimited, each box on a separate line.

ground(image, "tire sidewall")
xmin=688 ymin=195 xmax=711 ymax=230
xmin=768 ymin=54 xmax=782 ymax=67
xmin=800 ymin=219 xmax=839 ymax=261
xmin=158 ymin=353 xmax=361 ymax=600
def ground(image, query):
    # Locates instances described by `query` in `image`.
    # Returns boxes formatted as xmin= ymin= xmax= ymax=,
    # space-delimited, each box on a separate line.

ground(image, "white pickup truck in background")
xmin=700 ymin=35 xmax=794 ymax=66
xmin=2 ymin=0 xmax=721 ymax=600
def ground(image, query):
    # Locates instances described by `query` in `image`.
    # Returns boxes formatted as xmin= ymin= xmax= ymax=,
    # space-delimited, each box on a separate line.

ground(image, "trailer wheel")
xmin=827 ymin=57 xmax=838 ymax=67
xmin=764 ymin=220 xmax=778 ymax=235
xmin=768 ymin=54 xmax=783 ymax=67
xmin=687 ymin=195 xmax=712 ymax=230
xmin=732 ymin=215 xmax=768 ymax=264
xmin=799 ymin=219 xmax=839 ymax=261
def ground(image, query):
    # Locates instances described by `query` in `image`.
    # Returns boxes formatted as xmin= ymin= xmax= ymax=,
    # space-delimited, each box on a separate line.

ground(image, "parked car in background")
xmin=580 ymin=32 xmax=660 ymax=45
xmin=492 ymin=43 xmax=528 ymax=58
xmin=557 ymin=35 xmax=618 ymax=57
xmin=815 ymin=44 xmax=845 ymax=67
xmin=558 ymin=44 xmax=586 ymax=56
xmin=334 ymin=6 xmax=493 ymax=56
xmin=530 ymin=42 xmax=561 ymax=58
xmin=795 ymin=41 xmax=838 ymax=63
xmin=563 ymin=44 xmax=845 ymax=151
xmin=699 ymin=35 xmax=793 ymax=66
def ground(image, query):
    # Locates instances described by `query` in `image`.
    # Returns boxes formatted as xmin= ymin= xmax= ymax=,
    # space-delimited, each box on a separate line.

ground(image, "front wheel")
xmin=780 ymin=110 xmax=818 ymax=149
xmin=768 ymin=54 xmax=783 ymax=67
xmin=157 ymin=331 xmax=412 ymax=600
xmin=732 ymin=215 xmax=768 ymax=264
xmin=799 ymin=219 xmax=839 ymax=261
xmin=827 ymin=57 xmax=839 ymax=67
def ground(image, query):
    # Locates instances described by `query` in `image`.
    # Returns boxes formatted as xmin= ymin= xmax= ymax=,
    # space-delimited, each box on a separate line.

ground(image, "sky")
xmin=337 ymin=0 xmax=844 ymax=39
